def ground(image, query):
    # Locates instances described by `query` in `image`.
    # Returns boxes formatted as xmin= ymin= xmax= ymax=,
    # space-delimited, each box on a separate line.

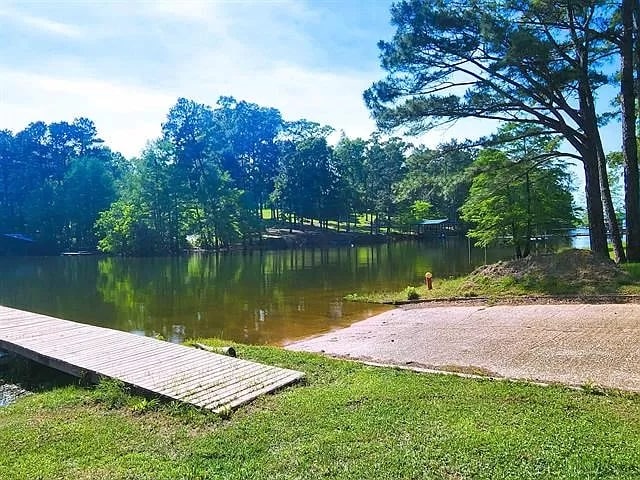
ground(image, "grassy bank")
xmin=1 ymin=340 xmax=640 ymax=479
xmin=346 ymin=249 xmax=640 ymax=303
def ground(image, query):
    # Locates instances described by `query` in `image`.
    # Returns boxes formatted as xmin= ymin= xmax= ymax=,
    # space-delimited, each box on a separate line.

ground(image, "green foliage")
xmin=271 ymin=134 xmax=337 ymax=226
xmin=621 ymin=263 xmax=640 ymax=281
xmin=461 ymin=128 xmax=575 ymax=258
xmin=395 ymin=200 xmax=433 ymax=228
xmin=405 ymin=286 xmax=420 ymax=300
xmin=95 ymin=199 xmax=147 ymax=255
xmin=91 ymin=379 xmax=131 ymax=409
xmin=398 ymin=142 xmax=474 ymax=222
xmin=332 ymin=136 xmax=368 ymax=227
xmin=63 ymin=155 xmax=116 ymax=249
xmin=0 ymin=118 xmax=121 ymax=253
xmin=0 ymin=90 xmax=586 ymax=257
xmin=364 ymin=136 xmax=408 ymax=233
xmin=130 ymin=397 xmax=160 ymax=413
xmin=606 ymin=151 xmax=625 ymax=221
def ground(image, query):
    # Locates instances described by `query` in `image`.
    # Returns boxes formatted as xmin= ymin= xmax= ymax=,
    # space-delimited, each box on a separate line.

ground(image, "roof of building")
xmin=416 ymin=218 xmax=449 ymax=225
xmin=1 ymin=233 xmax=35 ymax=242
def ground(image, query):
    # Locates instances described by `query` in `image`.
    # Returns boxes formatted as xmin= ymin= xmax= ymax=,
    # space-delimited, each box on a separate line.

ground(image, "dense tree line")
xmin=0 ymin=97 xmax=485 ymax=255
xmin=95 ymin=96 xmax=487 ymax=255
xmin=0 ymin=96 xmax=576 ymax=257
xmin=0 ymin=119 xmax=125 ymax=253
xmin=365 ymin=0 xmax=639 ymax=262
xmin=0 ymin=98 xmax=577 ymax=257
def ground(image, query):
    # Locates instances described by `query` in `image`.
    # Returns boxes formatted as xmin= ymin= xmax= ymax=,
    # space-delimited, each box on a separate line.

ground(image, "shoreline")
xmin=376 ymin=293 xmax=640 ymax=306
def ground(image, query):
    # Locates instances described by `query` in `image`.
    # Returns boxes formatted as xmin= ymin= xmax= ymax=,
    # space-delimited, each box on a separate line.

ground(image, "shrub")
xmin=91 ymin=378 xmax=131 ymax=409
xmin=406 ymin=286 xmax=420 ymax=300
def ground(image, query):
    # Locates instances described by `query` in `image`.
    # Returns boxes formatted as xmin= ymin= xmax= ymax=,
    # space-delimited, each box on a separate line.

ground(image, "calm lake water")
xmin=0 ymin=240 xmax=519 ymax=345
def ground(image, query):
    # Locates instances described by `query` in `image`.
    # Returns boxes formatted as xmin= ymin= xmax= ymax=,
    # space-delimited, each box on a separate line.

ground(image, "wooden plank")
xmin=155 ymin=359 xmax=273 ymax=397
xmin=0 ymin=305 xmax=304 ymax=411
xmin=199 ymin=370 xmax=302 ymax=410
xmin=153 ymin=365 xmax=268 ymax=400
xmin=0 ymin=338 xmax=98 ymax=379
xmin=141 ymin=368 xmax=289 ymax=407
xmin=8 ymin=328 xmax=126 ymax=356
xmin=151 ymin=358 xmax=258 ymax=393
xmin=45 ymin=332 xmax=136 ymax=356
xmin=99 ymin=347 xmax=210 ymax=377
xmin=111 ymin=357 xmax=244 ymax=392
xmin=151 ymin=360 xmax=245 ymax=387
xmin=178 ymin=365 xmax=286 ymax=404
xmin=221 ymin=374 xmax=302 ymax=411
xmin=0 ymin=310 xmax=40 ymax=319
xmin=0 ymin=316 xmax=66 ymax=330
xmin=14 ymin=327 xmax=110 ymax=348
xmin=0 ymin=319 xmax=85 ymax=335
xmin=68 ymin=339 xmax=176 ymax=366
xmin=186 ymin=367 xmax=297 ymax=406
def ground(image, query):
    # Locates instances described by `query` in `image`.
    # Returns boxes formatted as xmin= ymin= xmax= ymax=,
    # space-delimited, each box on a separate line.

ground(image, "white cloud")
xmin=0 ymin=7 xmax=84 ymax=38
xmin=150 ymin=0 xmax=213 ymax=19
xmin=0 ymin=69 xmax=174 ymax=157
xmin=143 ymin=0 xmax=231 ymax=34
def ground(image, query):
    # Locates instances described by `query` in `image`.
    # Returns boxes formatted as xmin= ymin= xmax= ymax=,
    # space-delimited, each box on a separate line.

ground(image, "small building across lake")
xmin=413 ymin=219 xmax=459 ymax=237
xmin=0 ymin=234 xmax=35 ymax=255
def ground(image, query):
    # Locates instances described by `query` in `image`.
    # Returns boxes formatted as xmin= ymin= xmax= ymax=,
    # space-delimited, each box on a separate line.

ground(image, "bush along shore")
xmin=1 ymin=339 xmax=640 ymax=479
xmin=346 ymin=249 xmax=640 ymax=304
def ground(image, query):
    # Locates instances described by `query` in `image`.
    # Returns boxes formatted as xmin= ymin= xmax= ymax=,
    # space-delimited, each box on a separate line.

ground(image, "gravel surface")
xmin=287 ymin=303 xmax=640 ymax=391
xmin=0 ymin=381 xmax=30 ymax=407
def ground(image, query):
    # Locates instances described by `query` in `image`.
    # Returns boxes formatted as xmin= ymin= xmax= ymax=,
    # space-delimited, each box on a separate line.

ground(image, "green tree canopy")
xmin=461 ymin=147 xmax=575 ymax=258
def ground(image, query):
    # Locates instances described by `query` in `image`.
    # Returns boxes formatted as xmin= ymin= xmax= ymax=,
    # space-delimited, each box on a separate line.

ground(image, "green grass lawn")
xmin=1 ymin=340 xmax=639 ymax=479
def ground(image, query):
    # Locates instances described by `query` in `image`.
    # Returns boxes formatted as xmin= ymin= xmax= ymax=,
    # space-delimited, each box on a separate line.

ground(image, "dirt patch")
xmin=462 ymin=249 xmax=627 ymax=293
xmin=470 ymin=249 xmax=624 ymax=282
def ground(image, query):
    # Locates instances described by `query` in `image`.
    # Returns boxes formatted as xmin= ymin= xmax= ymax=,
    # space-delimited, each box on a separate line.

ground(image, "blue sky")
xmin=0 ymin=0 xmax=622 ymax=169
xmin=0 ymin=0 xmax=405 ymax=157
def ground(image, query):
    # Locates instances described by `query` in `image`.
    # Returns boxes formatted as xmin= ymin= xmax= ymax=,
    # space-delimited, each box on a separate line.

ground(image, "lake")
xmin=0 ymin=239 xmax=532 ymax=345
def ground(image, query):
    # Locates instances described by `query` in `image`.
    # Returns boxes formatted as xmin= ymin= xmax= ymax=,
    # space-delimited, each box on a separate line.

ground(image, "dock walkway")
xmin=0 ymin=305 xmax=303 ymax=411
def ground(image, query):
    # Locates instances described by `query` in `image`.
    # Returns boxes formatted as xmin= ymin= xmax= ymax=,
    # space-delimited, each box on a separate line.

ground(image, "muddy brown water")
xmin=0 ymin=240 xmax=520 ymax=345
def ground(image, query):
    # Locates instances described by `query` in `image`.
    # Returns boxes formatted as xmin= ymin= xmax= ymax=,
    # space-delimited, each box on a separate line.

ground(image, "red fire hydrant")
xmin=425 ymin=272 xmax=433 ymax=290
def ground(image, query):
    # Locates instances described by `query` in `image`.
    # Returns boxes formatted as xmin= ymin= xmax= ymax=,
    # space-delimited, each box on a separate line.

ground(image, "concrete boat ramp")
xmin=0 ymin=305 xmax=303 ymax=411
xmin=288 ymin=303 xmax=640 ymax=392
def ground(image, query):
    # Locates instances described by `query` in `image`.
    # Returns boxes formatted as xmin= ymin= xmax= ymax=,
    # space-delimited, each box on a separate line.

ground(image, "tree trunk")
xmin=598 ymin=148 xmax=626 ymax=263
xmin=582 ymin=152 xmax=609 ymax=258
xmin=578 ymin=71 xmax=617 ymax=260
xmin=523 ymin=172 xmax=531 ymax=258
xmin=622 ymin=0 xmax=640 ymax=261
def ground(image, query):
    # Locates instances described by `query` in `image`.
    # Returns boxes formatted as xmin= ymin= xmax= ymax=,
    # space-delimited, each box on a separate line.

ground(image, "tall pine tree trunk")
xmin=623 ymin=0 xmax=640 ymax=261
xmin=582 ymin=151 xmax=609 ymax=258
xmin=578 ymin=70 xmax=621 ymax=260
xmin=598 ymin=148 xmax=626 ymax=263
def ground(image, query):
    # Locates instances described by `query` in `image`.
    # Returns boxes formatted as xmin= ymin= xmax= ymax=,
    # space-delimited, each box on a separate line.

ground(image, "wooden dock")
xmin=0 ymin=305 xmax=304 ymax=411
